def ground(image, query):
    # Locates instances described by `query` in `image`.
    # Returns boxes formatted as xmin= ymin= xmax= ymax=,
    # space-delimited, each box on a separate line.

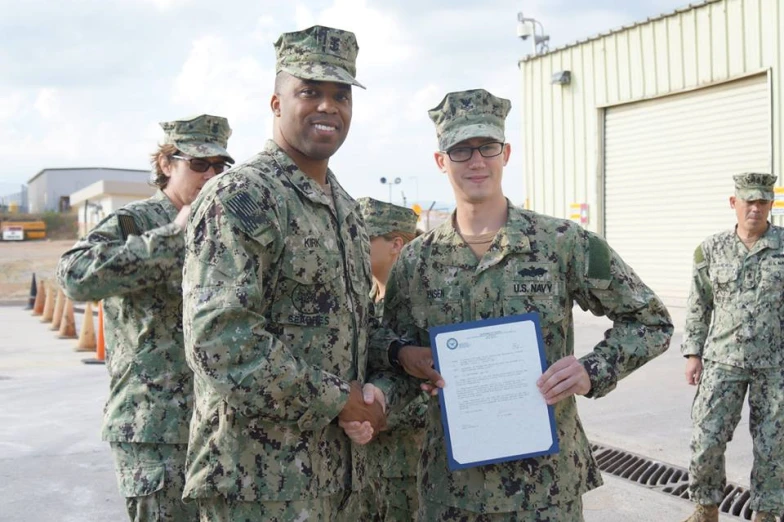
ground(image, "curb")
xmin=0 ymin=300 xmax=27 ymax=307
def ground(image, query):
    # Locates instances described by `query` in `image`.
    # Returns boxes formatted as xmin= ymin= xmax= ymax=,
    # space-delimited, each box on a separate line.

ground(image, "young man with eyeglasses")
xmin=57 ymin=114 xmax=233 ymax=521
xmin=372 ymin=89 xmax=673 ymax=521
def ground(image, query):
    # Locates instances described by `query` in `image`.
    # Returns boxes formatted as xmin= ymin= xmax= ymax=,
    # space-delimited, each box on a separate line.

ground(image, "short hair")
xmin=380 ymin=231 xmax=416 ymax=244
xmin=274 ymin=71 xmax=295 ymax=94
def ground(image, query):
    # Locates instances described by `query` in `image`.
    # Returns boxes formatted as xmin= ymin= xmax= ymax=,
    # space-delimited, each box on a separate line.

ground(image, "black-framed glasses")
xmin=172 ymin=155 xmax=230 ymax=174
xmin=443 ymin=142 xmax=504 ymax=162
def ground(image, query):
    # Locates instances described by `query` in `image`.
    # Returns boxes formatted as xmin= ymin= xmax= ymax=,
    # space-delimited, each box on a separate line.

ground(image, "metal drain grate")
xmin=591 ymin=443 xmax=766 ymax=521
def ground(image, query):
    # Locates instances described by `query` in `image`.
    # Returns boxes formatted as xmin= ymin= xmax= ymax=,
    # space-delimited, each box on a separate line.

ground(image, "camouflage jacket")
xmin=57 ymin=190 xmax=191 ymax=444
xmin=383 ymin=203 xmax=673 ymax=513
xmin=366 ymin=292 xmax=428 ymax=480
xmin=682 ymin=224 xmax=784 ymax=368
xmin=182 ymin=140 xmax=398 ymax=502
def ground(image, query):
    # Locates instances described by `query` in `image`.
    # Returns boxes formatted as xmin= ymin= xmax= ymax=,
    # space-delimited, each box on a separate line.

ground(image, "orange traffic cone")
xmin=50 ymin=288 xmax=65 ymax=331
xmin=58 ymin=298 xmax=77 ymax=339
xmin=75 ymin=302 xmax=97 ymax=352
xmin=40 ymin=281 xmax=56 ymax=323
xmin=32 ymin=279 xmax=46 ymax=316
xmin=83 ymin=302 xmax=105 ymax=365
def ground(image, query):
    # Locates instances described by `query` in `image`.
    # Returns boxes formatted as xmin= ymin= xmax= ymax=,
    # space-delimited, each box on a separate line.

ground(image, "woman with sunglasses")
xmin=57 ymin=114 xmax=233 ymax=522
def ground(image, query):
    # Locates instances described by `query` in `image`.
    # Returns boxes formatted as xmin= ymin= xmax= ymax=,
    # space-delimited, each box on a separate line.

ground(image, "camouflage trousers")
xmin=110 ymin=442 xmax=197 ymax=522
xmin=416 ymin=498 xmax=584 ymax=522
xmin=345 ymin=475 xmax=418 ymax=521
xmin=197 ymin=492 xmax=349 ymax=522
xmin=688 ymin=360 xmax=784 ymax=512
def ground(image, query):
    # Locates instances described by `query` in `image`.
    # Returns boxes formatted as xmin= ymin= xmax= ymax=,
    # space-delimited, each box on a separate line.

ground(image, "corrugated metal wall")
xmin=604 ymin=74 xmax=771 ymax=306
xmin=520 ymin=0 xmax=783 ymax=232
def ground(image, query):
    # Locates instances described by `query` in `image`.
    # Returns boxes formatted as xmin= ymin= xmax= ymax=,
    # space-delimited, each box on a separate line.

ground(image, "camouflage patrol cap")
xmin=160 ymin=114 xmax=234 ymax=163
xmin=274 ymin=25 xmax=365 ymax=89
xmin=428 ymin=89 xmax=511 ymax=151
xmin=358 ymin=197 xmax=418 ymax=237
xmin=733 ymin=172 xmax=776 ymax=201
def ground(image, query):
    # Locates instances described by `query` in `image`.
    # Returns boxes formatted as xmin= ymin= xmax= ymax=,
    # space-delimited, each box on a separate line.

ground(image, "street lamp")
xmin=380 ymin=177 xmax=401 ymax=203
xmin=516 ymin=12 xmax=549 ymax=56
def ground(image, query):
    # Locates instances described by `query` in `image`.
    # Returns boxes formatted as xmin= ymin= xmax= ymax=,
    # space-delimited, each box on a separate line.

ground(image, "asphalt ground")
xmin=0 ymin=304 xmax=747 ymax=521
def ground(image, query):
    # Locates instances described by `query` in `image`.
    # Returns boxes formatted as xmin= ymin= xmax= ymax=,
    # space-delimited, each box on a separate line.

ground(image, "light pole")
xmin=380 ymin=177 xmax=402 ymax=203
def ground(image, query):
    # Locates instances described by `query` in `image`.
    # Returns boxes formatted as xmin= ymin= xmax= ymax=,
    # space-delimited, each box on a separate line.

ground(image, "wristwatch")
xmin=388 ymin=338 xmax=410 ymax=368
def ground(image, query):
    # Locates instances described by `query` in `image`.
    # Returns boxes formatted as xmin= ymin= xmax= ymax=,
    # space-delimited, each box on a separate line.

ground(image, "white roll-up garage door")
xmin=604 ymin=74 xmax=771 ymax=308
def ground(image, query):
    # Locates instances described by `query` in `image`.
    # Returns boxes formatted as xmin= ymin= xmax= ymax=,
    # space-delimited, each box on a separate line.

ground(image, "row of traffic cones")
xmin=28 ymin=274 xmax=105 ymax=364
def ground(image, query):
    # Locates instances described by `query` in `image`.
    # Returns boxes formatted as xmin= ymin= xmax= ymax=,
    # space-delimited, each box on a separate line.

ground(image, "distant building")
xmin=519 ymin=0 xmax=783 ymax=307
xmin=70 ymin=180 xmax=156 ymax=236
xmin=27 ymin=168 xmax=150 ymax=213
xmin=0 ymin=185 xmax=28 ymax=213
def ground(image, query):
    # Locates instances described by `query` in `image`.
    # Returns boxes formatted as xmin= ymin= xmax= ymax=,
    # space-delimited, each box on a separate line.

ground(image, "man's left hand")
xmin=537 ymin=355 xmax=592 ymax=405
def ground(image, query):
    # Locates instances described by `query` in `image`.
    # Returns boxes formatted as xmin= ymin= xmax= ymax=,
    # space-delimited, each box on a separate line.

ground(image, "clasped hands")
xmin=338 ymin=381 xmax=387 ymax=445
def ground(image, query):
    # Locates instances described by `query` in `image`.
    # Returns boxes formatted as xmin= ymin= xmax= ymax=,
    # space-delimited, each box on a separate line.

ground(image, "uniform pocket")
xmin=710 ymin=265 xmax=740 ymax=302
xmin=274 ymin=253 xmax=343 ymax=317
xmin=502 ymin=296 xmax=567 ymax=362
xmin=411 ymin=301 xmax=464 ymax=331
xmin=116 ymin=464 xmax=166 ymax=498
xmin=502 ymin=295 xmax=566 ymax=325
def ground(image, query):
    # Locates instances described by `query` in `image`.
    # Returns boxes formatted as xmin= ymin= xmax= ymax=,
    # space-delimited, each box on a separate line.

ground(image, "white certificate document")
xmin=430 ymin=313 xmax=559 ymax=470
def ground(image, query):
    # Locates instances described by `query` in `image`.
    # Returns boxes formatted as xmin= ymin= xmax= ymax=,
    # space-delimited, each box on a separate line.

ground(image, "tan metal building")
xmin=520 ymin=0 xmax=783 ymax=307
xmin=70 ymin=180 xmax=156 ymax=237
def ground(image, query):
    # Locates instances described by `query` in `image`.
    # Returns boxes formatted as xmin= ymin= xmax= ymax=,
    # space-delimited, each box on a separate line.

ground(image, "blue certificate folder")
xmin=429 ymin=313 xmax=559 ymax=471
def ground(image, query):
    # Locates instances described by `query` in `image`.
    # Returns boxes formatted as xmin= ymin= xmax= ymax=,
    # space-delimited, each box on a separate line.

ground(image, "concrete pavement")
xmin=0 ymin=304 xmax=750 ymax=521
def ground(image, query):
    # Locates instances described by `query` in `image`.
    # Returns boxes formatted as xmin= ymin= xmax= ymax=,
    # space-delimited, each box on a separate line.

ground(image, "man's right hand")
xmin=398 ymin=346 xmax=445 ymax=395
xmin=338 ymin=381 xmax=387 ymax=434
xmin=173 ymin=205 xmax=192 ymax=231
xmin=685 ymin=356 xmax=703 ymax=386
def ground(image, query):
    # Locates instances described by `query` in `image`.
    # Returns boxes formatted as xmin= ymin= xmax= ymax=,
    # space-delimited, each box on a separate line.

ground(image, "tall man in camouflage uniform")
xmin=682 ymin=173 xmax=784 ymax=522
xmin=181 ymin=26 xmax=396 ymax=521
xmin=377 ymin=89 xmax=673 ymax=521
xmin=350 ymin=197 xmax=426 ymax=520
xmin=57 ymin=114 xmax=234 ymax=521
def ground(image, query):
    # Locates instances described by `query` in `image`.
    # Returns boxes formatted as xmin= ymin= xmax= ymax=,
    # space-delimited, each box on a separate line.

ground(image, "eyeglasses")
xmin=443 ymin=142 xmax=504 ymax=162
xmin=172 ymin=155 xmax=230 ymax=174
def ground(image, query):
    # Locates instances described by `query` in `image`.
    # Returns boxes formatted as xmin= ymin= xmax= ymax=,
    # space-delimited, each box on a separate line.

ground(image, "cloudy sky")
xmin=0 ymin=0 xmax=690 ymax=208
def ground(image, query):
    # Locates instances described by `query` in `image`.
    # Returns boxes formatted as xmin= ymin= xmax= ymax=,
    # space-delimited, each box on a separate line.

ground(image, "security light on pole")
xmin=517 ymin=12 xmax=549 ymax=56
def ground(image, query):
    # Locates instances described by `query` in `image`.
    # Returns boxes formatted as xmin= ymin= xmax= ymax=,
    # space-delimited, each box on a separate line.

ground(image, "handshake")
xmin=338 ymin=381 xmax=387 ymax=445
xmin=338 ymin=346 xmax=445 ymax=445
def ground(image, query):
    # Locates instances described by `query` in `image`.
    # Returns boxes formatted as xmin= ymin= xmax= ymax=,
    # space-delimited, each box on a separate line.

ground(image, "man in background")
xmin=682 ymin=173 xmax=784 ymax=522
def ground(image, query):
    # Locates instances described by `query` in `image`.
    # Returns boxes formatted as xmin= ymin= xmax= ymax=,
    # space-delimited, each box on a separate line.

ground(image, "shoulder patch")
xmin=223 ymin=192 xmax=272 ymax=237
xmin=587 ymin=234 xmax=612 ymax=280
xmin=693 ymin=244 xmax=708 ymax=269
xmin=117 ymin=215 xmax=140 ymax=240
xmin=693 ymin=245 xmax=705 ymax=265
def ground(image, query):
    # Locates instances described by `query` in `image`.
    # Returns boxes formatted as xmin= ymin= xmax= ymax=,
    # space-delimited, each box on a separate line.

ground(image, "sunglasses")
xmin=172 ymin=155 xmax=230 ymax=174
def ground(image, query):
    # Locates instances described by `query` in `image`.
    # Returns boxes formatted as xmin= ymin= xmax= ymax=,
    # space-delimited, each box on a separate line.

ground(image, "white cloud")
xmin=405 ymin=84 xmax=442 ymax=123
xmin=137 ymin=0 xmax=191 ymax=12
xmin=0 ymin=91 xmax=27 ymax=121
xmin=33 ymin=88 xmax=60 ymax=120
xmin=252 ymin=15 xmax=279 ymax=45
xmin=170 ymin=34 xmax=277 ymax=163
xmin=172 ymin=35 xmax=274 ymax=125
xmin=295 ymin=0 xmax=415 ymax=69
